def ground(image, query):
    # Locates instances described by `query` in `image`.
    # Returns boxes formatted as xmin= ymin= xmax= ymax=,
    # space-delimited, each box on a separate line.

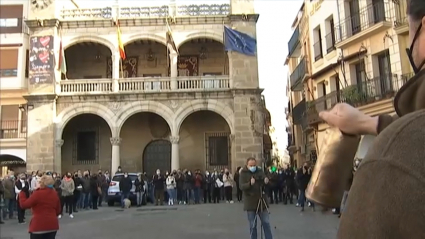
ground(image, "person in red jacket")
xmin=19 ymin=175 xmax=61 ymax=239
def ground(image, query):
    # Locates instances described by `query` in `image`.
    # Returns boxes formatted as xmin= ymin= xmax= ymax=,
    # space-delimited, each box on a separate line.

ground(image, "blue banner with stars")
xmin=224 ymin=26 xmax=257 ymax=56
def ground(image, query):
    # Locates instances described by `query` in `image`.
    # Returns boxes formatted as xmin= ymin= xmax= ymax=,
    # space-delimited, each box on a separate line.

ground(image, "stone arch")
xmin=55 ymin=103 xmax=117 ymax=140
xmin=176 ymin=30 xmax=223 ymax=49
xmin=115 ymin=101 xmax=175 ymax=136
xmin=174 ymin=99 xmax=234 ymax=135
xmin=64 ymin=35 xmax=115 ymax=53
xmin=123 ymin=33 xmax=167 ymax=46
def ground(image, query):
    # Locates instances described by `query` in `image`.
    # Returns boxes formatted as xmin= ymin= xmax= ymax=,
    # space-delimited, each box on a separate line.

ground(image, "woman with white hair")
xmin=18 ymin=175 xmax=61 ymax=239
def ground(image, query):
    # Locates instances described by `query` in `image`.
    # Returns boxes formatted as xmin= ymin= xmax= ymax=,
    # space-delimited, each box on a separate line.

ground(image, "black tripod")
xmin=250 ymin=185 xmax=270 ymax=239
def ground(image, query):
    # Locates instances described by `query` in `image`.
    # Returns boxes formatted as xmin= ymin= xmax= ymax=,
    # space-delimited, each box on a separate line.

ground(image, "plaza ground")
xmin=0 ymin=203 xmax=338 ymax=239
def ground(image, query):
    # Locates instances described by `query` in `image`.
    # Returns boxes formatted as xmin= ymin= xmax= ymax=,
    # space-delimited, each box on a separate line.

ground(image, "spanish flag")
xmin=116 ymin=20 xmax=126 ymax=60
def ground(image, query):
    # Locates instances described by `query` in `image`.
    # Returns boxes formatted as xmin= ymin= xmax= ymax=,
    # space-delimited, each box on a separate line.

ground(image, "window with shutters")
xmin=0 ymin=49 xmax=18 ymax=77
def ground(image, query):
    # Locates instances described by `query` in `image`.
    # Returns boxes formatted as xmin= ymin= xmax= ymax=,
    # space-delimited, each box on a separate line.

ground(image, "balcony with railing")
xmin=292 ymin=99 xmax=306 ymax=126
xmin=288 ymin=26 xmax=301 ymax=57
xmin=307 ymin=91 xmax=340 ymax=125
xmin=335 ymin=2 xmax=391 ymax=47
xmin=394 ymin=0 xmax=408 ymax=34
xmin=59 ymin=76 xmax=230 ymax=95
xmin=59 ymin=1 xmax=230 ymax=20
xmin=307 ymin=74 xmax=409 ymax=125
xmin=0 ymin=18 xmax=30 ymax=35
xmin=0 ymin=120 xmax=27 ymax=140
xmin=290 ymin=57 xmax=308 ymax=91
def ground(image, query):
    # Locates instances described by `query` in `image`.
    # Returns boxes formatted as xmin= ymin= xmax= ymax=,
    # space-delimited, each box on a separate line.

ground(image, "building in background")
xmin=285 ymin=2 xmax=312 ymax=168
xmin=0 ymin=0 xmax=30 ymax=176
xmin=285 ymin=0 xmax=412 ymax=165
xmin=11 ymin=0 xmax=272 ymax=175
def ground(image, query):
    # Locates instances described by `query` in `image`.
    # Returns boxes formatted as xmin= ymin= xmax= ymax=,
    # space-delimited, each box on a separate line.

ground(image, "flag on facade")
xmin=58 ymin=37 xmax=67 ymax=76
xmin=224 ymin=26 xmax=256 ymax=56
xmin=166 ymin=20 xmax=178 ymax=54
xmin=116 ymin=20 xmax=126 ymax=60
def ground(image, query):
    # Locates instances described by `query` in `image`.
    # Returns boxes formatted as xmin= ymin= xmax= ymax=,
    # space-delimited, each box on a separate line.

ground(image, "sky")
xmin=254 ymin=0 xmax=303 ymax=154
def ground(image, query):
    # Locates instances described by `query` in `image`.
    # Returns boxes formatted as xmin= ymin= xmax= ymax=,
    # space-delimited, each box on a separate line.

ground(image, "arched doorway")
xmin=179 ymin=110 xmax=231 ymax=171
xmin=123 ymin=39 xmax=168 ymax=78
xmin=0 ymin=154 xmax=26 ymax=176
xmin=142 ymin=140 xmax=171 ymax=175
xmin=61 ymin=114 xmax=112 ymax=173
xmin=119 ymin=112 xmax=172 ymax=173
xmin=65 ymin=42 xmax=112 ymax=79
xmin=178 ymin=37 xmax=229 ymax=77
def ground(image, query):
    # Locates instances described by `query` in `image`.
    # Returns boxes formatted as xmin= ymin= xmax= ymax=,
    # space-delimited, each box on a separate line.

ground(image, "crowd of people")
xmin=0 ymin=161 xmax=339 ymax=223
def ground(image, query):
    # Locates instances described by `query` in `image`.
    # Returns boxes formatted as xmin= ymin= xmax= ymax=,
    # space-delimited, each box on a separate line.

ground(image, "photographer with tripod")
xmin=239 ymin=157 xmax=273 ymax=239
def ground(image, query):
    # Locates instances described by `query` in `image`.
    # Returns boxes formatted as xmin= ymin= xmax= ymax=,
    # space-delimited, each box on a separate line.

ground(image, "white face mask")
xmin=206 ymin=172 xmax=209 ymax=176
xmin=124 ymin=175 xmax=128 ymax=178
xmin=156 ymin=171 xmax=160 ymax=175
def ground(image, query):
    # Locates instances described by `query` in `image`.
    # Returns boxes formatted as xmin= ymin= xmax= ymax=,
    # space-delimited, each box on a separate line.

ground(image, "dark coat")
xmin=239 ymin=166 xmax=269 ymax=211
xmin=119 ymin=176 xmax=133 ymax=193
xmin=336 ymin=70 xmax=425 ymax=238
xmin=134 ymin=178 xmax=144 ymax=192
xmin=152 ymin=175 xmax=165 ymax=190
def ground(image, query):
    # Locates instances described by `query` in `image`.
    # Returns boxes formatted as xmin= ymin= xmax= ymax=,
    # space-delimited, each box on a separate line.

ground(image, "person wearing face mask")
xmin=152 ymin=169 xmax=165 ymax=206
xmin=203 ymin=171 xmax=212 ymax=203
xmin=165 ymin=172 xmax=176 ymax=205
xmin=15 ymin=173 xmax=30 ymax=224
xmin=60 ymin=172 xmax=75 ymax=218
xmin=223 ymin=168 xmax=234 ymax=203
xmin=211 ymin=170 xmax=222 ymax=203
xmin=119 ymin=172 xmax=133 ymax=208
xmin=239 ymin=157 xmax=272 ymax=239
xmin=318 ymin=2 xmax=425 ymax=237
xmin=295 ymin=163 xmax=313 ymax=212
xmin=2 ymin=174 xmax=16 ymax=220
xmin=175 ymin=170 xmax=184 ymax=204
xmin=134 ymin=173 xmax=145 ymax=207
xmin=183 ymin=170 xmax=194 ymax=205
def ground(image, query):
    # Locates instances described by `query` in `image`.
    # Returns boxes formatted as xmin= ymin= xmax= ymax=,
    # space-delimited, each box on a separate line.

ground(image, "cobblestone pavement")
xmin=0 ymin=202 xmax=338 ymax=239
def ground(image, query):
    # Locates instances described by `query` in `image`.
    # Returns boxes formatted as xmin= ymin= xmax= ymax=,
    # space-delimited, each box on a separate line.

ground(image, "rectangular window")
xmin=326 ymin=18 xmax=336 ymax=53
xmin=377 ymin=50 xmax=393 ymax=94
xmin=0 ymin=18 xmax=18 ymax=27
xmin=0 ymin=49 xmax=18 ymax=77
xmin=313 ymin=27 xmax=323 ymax=61
xmin=76 ymin=131 xmax=97 ymax=162
xmin=205 ymin=132 xmax=230 ymax=170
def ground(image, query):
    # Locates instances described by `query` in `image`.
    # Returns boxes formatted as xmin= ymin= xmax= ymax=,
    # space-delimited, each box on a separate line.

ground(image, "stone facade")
xmin=23 ymin=0 xmax=266 ymax=174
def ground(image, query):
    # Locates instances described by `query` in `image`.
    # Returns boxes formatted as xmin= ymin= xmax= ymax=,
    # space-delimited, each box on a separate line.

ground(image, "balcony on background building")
xmin=290 ymin=57 xmax=309 ymax=91
xmin=335 ymin=2 xmax=391 ymax=48
xmin=59 ymin=76 xmax=230 ymax=95
xmin=59 ymin=2 xmax=231 ymax=21
xmin=0 ymin=120 xmax=27 ymax=140
xmin=292 ymin=99 xmax=306 ymax=126
xmin=394 ymin=0 xmax=408 ymax=34
xmin=307 ymin=91 xmax=340 ymax=125
xmin=0 ymin=18 xmax=30 ymax=35
xmin=287 ymin=26 xmax=301 ymax=57
xmin=341 ymin=74 xmax=405 ymax=107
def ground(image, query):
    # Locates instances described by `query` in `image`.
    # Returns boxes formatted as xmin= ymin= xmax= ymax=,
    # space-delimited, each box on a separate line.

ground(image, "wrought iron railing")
xmin=313 ymin=40 xmax=323 ymax=61
xmin=290 ymin=57 xmax=307 ymax=91
xmin=288 ymin=26 xmax=300 ymax=57
xmin=325 ymin=32 xmax=335 ymax=53
xmin=292 ymin=99 xmax=306 ymax=126
xmin=335 ymin=2 xmax=390 ymax=43
xmin=0 ymin=120 xmax=27 ymax=139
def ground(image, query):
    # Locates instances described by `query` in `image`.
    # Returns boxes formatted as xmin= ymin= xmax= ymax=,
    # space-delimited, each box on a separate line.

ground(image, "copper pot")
xmin=306 ymin=127 xmax=360 ymax=208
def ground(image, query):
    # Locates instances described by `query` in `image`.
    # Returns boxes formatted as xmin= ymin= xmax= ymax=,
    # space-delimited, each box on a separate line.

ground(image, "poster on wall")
xmin=29 ymin=35 xmax=55 ymax=84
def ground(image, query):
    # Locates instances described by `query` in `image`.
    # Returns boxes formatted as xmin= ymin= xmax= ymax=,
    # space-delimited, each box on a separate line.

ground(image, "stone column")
xmin=169 ymin=136 xmax=179 ymax=170
xmin=54 ymin=139 xmax=64 ymax=173
xmin=110 ymin=137 xmax=121 ymax=176
xmin=112 ymin=53 xmax=120 ymax=92
xmin=169 ymin=52 xmax=178 ymax=90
